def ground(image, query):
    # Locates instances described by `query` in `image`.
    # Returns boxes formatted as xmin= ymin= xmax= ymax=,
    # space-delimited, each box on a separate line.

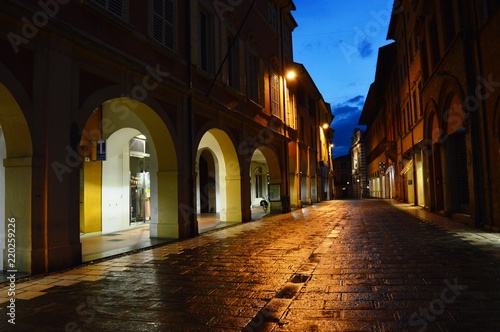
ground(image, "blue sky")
xmin=292 ymin=0 xmax=394 ymax=158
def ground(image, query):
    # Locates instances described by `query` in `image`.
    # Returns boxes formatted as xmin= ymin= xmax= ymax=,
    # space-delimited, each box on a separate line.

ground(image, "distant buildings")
xmin=333 ymin=153 xmax=352 ymax=199
xmin=350 ymin=128 xmax=369 ymax=198
xmin=359 ymin=0 xmax=500 ymax=231
xmin=0 ymin=0 xmax=333 ymax=274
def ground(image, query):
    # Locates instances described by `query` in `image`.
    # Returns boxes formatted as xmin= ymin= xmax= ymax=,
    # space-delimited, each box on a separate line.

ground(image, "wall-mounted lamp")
xmin=286 ymin=70 xmax=296 ymax=80
xmin=378 ymin=162 xmax=386 ymax=173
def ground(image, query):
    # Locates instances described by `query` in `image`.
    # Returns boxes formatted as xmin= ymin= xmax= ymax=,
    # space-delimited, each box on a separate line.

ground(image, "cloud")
xmin=331 ymin=96 xmax=366 ymax=157
xmin=332 ymin=105 xmax=360 ymax=122
xmin=357 ymin=38 xmax=373 ymax=58
xmin=347 ymin=95 xmax=365 ymax=106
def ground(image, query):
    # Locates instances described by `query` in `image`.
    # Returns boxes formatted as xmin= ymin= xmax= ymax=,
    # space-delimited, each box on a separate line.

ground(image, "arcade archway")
xmin=79 ymin=98 xmax=177 ymax=260
xmin=0 ymin=82 xmax=33 ymax=273
xmin=196 ymin=129 xmax=241 ymax=230
xmin=250 ymin=146 xmax=282 ymax=215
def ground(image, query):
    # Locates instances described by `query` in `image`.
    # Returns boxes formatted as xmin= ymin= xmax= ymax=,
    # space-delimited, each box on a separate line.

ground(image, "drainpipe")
xmin=470 ymin=1 xmax=493 ymax=228
xmin=402 ymin=10 xmax=418 ymax=206
xmin=459 ymin=2 xmax=484 ymax=227
xmin=186 ymin=0 xmax=196 ymax=237
xmin=279 ymin=1 xmax=293 ymax=212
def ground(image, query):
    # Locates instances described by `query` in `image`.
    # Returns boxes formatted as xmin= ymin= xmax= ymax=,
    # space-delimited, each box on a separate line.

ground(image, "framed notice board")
xmin=268 ymin=184 xmax=281 ymax=202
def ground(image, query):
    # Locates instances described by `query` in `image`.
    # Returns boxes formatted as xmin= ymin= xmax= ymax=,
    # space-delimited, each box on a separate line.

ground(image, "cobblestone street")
xmin=1 ymin=200 xmax=500 ymax=331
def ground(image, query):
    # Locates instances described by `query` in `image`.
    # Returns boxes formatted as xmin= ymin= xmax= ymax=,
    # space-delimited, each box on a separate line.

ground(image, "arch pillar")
xmin=151 ymin=169 xmax=179 ymax=238
xmin=240 ymin=157 xmax=251 ymax=222
xmin=221 ymin=174 xmax=241 ymax=222
xmin=3 ymin=157 xmax=32 ymax=272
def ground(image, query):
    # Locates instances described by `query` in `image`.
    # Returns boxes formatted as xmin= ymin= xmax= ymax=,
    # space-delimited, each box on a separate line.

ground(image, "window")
xmin=268 ymin=2 xmax=278 ymax=31
xmin=403 ymin=106 xmax=407 ymax=133
xmin=403 ymin=53 xmax=408 ymax=80
xmin=309 ymin=97 xmax=315 ymax=117
xmin=152 ymin=0 xmax=175 ymax=50
xmin=429 ymin=17 xmax=440 ymax=69
xmin=270 ymin=72 xmax=280 ymax=116
xmin=418 ymin=82 xmax=423 ymax=116
xmin=408 ymin=36 xmax=413 ymax=61
xmin=284 ymin=26 xmax=292 ymax=60
xmin=91 ymin=0 xmax=126 ymax=18
xmin=412 ymin=90 xmax=418 ymax=122
xmin=441 ymin=0 xmax=456 ymax=48
xmin=227 ymin=36 xmax=240 ymax=89
xmin=199 ymin=9 xmax=214 ymax=74
xmin=481 ymin=0 xmax=499 ymax=22
xmin=414 ymin=31 xmax=419 ymax=53
xmin=255 ymin=175 xmax=262 ymax=198
xmin=407 ymin=101 xmax=412 ymax=128
xmin=420 ymin=38 xmax=429 ymax=82
xmin=300 ymin=116 xmax=304 ymax=140
xmin=287 ymin=91 xmax=297 ymax=129
xmin=247 ymin=51 xmax=260 ymax=103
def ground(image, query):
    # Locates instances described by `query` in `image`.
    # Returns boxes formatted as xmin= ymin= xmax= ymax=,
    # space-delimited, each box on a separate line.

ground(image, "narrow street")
xmin=1 ymin=200 xmax=500 ymax=331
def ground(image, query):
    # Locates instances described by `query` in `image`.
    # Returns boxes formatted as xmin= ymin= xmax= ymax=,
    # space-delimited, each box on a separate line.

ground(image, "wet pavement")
xmin=1 ymin=199 xmax=500 ymax=331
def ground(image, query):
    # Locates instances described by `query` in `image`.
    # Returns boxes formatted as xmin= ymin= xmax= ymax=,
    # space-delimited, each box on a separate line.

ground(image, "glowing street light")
xmin=286 ymin=70 xmax=297 ymax=80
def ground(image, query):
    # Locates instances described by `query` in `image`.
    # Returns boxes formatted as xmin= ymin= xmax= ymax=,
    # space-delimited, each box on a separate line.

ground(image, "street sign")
xmin=96 ymin=140 xmax=106 ymax=161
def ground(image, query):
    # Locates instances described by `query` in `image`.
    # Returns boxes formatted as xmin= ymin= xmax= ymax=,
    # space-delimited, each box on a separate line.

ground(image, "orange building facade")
xmin=0 ymin=0 xmax=333 ymax=274
xmin=360 ymin=0 xmax=500 ymax=231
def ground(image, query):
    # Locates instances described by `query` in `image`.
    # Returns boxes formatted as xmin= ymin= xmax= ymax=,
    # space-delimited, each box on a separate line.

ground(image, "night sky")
xmin=292 ymin=0 xmax=394 ymax=158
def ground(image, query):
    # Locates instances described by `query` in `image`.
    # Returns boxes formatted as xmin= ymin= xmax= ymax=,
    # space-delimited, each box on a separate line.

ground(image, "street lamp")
xmin=379 ymin=162 xmax=386 ymax=198
xmin=286 ymin=70 xmax=296 ymax=80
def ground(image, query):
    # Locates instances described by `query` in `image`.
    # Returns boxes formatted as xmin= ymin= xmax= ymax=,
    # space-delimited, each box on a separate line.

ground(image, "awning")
xmin=400 ymin=160 xmax=413 ymax=175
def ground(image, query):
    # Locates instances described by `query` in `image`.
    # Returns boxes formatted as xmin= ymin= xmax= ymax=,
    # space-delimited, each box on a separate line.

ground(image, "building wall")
xmin=0 ymin=0 xmax=334 ymax=273
xmin=333 ymin=154 xmax=352 ymax=199
xmin=361 ymin=0 xmax=500 ymax=231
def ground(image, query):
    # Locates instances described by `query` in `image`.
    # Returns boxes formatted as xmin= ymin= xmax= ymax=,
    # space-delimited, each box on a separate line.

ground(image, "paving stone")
xmin=0 ymin=200 xmax=499 ymax=331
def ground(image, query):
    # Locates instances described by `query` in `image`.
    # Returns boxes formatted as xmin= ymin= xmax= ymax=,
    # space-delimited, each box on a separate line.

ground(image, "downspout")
xmin=457 ymin=2 xmax=484 ymax=227
xmin=470 ymin=2 xmax=493 ymax=228
xmin=186 ymin=0 xmax=196 ymax=236
xmin=402 ymin=10 xmax=419 ymax=206
xmin=279 ymin=1 xmax=293 ymax=212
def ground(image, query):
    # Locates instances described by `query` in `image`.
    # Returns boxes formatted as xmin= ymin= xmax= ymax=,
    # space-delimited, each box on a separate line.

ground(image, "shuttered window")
xmin=227 ymin=36 xmax=240 ymax=89
xmin=199 ymin=9 xmax=214 ymax=74
xmin=152 ymin=0 xmax=176 ymax=50
xmin=247 ymin=53 xmax=260 ymax=103
xmin=91 ymin=0 xmax=126 ymax=19
xmin=270 ymin=73 xmax=279 ymax=116
xmin=268 ymin=2 xmax=278 ymax=31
